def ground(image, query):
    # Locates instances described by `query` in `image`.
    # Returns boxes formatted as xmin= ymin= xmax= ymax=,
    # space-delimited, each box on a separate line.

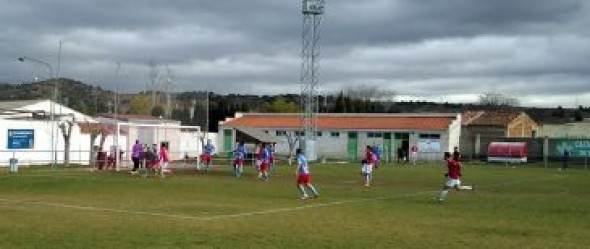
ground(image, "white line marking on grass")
xmin=0 ymin=176 xmax=562 ymax=222
xmin=0 ymin=198 xmax=211 ymax=221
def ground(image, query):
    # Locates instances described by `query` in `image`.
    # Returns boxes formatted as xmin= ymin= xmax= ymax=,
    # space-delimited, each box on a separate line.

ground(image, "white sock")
xmin=438 ymin=190 xmax=448 ymax=201
xmin=459 ymin=186 xmax=473 ymax=190
xmin=298 ymin=185 xmax=308 ymax=197
xmin=308 ymin=184 xmax=319 ymax=196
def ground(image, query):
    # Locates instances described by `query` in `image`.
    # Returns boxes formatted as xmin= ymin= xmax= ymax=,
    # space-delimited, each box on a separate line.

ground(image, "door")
xmin=395 ymin=133 xmax=410 ymax=162
xmin=223 ymin=129 xmax=234 ymax=159
xmin=383 ymin=132 xmax=392 ymax=163
xmin=347 ymin=132 xmax=358 ymax=161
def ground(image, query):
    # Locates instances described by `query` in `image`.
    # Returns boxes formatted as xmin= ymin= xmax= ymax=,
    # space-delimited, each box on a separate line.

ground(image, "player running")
xmin=437 ymin=152 xmax=474 ymax=203
xmin=199 ymin=139 xmax=215 ymax=172
xmin=258 ymin=143 xmax=271 ymax=181
xmin=233 ymin=141 xmax=247 ymax=178
xmin=159 ymin=143 xmax=171 ymax=178
xmin=373 ymin=145 xmax=382 ymax=169
xmin=363 ymin=146 xmax=377 ymax=186
xmin=361 ymin=159 xmax=373 ymax=187
xmin=295 ymin=149 xmax=319 ymax=200
xmin=268 ymin=143 xmax=276 ymax=176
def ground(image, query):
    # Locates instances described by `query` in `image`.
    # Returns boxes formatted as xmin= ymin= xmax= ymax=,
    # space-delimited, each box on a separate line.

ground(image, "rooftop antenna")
xmin=165 ymin=65 xmax=175 ymax=119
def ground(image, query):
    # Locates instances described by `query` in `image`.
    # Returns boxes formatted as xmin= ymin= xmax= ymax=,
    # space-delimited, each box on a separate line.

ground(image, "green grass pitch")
xmin=0 ymin=162 xmax=588 ymax=248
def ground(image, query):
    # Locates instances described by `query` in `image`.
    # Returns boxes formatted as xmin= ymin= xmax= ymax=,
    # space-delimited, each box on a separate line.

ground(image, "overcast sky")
xmin=1 ymin=0 xmax=589 ymax=107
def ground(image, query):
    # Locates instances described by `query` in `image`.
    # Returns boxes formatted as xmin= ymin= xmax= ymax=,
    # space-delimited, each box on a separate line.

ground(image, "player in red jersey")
xmin=365 ymin=146 xmax=377 ymax=165
xmin=363 ymin=146 xmax=377 ymax=186
xmin=437 ymin=152 xmax=474 ymax=203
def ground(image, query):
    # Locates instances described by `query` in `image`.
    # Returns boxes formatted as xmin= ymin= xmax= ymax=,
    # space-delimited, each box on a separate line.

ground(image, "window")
xmin=419 ymin=134 xmax=441 ymax=139
xmin=316 ymin=131 xmax=323 ymax=137
xmin=295 ymin=131 xmax=305 ymax=136
xmin=330 ymin=132 xmax=340 ymax=137
xmin=276 ymin=130 xmax=287 ymax=136
xmin=264 ymin=130 xmax=269 ymax=134
xmin=384 ymin=133 xmax=392 ymax=139
xmin=395 ymin=133 xmax=410 ymax=140
xmin=367 ymin=132 xmax=383 ymax=138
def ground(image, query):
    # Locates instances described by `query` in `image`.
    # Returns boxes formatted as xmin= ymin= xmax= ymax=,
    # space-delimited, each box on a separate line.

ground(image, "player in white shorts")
xmin=361 ymin=159 xmax=373 ymax=187
xmin=438 ymin=152 xmax=474 ymax=203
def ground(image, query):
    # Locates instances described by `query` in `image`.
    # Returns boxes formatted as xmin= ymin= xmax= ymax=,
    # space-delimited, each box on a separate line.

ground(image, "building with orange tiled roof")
xmin=219 ymin=113 xmax=462 ymax=161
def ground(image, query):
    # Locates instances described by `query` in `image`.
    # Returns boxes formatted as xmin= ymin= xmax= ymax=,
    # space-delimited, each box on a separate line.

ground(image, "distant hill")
xmin=0 ymin=78 xmax=114 ymax=116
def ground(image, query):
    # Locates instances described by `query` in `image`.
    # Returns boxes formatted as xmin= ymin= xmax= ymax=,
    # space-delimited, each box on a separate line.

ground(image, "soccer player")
xmin=268 ymin=143 xmax=276 ymax=176
xmin=373 ymin=145 xmax=383 ymax=169
xmin=200 ymin=139 xmax=215 ymax=172
xmin=233 ymin=141 xmax=247 ymax=178
xmin=365 ymin=145 xmax=377 ymax=168
xmin=159 ymin=143 xmax=171 ymax=177
xmin=144 ymin=146 xmax=154 ymax=172
xmin=151 ymin=144 xmax=160 ymax=175
xmin=561 ymin=148 xmax=570 ymax=176
xmin=410 ymin=144 xmax=419 ymax=165
xmin=295 ymin=149 xmax=319 ymax=200
xmin=131 ymin=139 xmax=142 ymax=174
xmin=258 ymin=143 xmax=271 ymax=181
xmin=397 ymin=147 xmax=405 ymax=164
xmin=361 ymin=159 xmax=373 ymax=187
xmin=437 ymin=152 xmax=474 ymax=203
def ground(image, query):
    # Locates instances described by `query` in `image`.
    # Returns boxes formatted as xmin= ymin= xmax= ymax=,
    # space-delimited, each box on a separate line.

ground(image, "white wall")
xmin=538 ymin=123 xmax=590 ymax=138
xmin=317 ymin=131 xmax=348 ymax=158
xmin=180 ymin=130 xmax=201 ymax=158
xmin=0 ymin=120 xmax=56 ymax=165
xmin=0 ymin=119 xmax=137 ymax=166
xmin=0 ymin=120 xmax=130 ymax=166
xmin=447 ymin=114 xmax=462 ymax=152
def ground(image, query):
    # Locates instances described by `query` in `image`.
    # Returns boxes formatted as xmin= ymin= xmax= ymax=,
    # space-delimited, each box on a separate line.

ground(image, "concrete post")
xmin=543 ymin=137 xmax=549 ymax=168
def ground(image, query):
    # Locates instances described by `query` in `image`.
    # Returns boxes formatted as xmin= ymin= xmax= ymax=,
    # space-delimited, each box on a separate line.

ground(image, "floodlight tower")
xmin=301 ymin=0 xmax=324 ymax=161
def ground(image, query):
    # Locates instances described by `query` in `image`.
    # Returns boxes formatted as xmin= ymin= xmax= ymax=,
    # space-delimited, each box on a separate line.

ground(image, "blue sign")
xmin=7 ymin=129 xmax=34 ymax=149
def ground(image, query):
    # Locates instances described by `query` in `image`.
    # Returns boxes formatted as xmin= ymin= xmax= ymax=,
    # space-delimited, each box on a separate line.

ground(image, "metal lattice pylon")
xmin=301 ymin=0 xmax=324 ymax=151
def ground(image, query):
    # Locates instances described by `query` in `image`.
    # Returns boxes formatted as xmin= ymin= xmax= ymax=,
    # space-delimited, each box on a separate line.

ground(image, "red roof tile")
xmin=222 ymin=114 xmax=457 ymax=131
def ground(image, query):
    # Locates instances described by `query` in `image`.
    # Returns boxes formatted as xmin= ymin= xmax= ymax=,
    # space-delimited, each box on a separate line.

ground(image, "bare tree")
xmin=85 ymin=122 xmax=111 ymax=167
xmin=59 ymin=119 xmax=74 ymax=166
xmin=285 ymin=131 xmax=301 ymax=166
xmin=343 ymin=84 xmax=396 ymax=101
xmin=478 ymin=92 xmax=520 ymax=108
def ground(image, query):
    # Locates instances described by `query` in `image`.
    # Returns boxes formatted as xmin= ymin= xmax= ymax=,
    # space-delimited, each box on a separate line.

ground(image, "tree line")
xmin=1 ymin=79 xmax=588 ymax=132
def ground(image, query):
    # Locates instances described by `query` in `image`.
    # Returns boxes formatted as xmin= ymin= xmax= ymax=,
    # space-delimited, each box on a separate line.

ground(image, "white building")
xmin=0 ymin=100 xmax=207 ymax=167
xmin=0 ymin=99 xmax=112 ymax=166
xmin=219 ymin=113 xmax=462 ymax=162
xmin=538 ymin=119 xmax=590 ymax=139
xmin=97 ymin=114 xmax=205 ymax=160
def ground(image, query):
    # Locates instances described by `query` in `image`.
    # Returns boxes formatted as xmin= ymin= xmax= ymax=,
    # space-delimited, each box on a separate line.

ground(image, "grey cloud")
xmin=1 ymin=0 xmax=589 ymax=108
